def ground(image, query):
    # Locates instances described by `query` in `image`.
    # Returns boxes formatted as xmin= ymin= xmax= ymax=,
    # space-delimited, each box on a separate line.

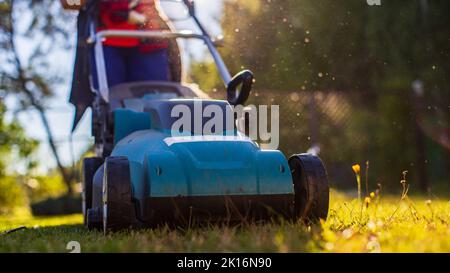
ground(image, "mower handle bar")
xmin=92 ymin=29 xmax=232 ymax=103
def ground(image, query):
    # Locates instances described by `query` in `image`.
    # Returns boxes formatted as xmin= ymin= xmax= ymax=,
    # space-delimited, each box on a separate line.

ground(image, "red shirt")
xmin=98 ymin=0 xmax=169 ymax=51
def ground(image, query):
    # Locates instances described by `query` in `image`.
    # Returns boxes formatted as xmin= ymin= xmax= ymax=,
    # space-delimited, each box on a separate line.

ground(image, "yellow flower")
xmin=364 ymin=197 xmax=371 ymax=205
xmin=370 ymin=192 xmax=375 ymax=199
xmin=352 ymin=164 xmax=362 ymax=201
xmin=352 ymin=164 xmax=361 ymax=174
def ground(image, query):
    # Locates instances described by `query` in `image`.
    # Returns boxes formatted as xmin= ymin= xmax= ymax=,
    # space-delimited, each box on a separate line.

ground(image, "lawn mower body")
xmin=80 ymin=0 xmax=329 ymax=232
xmin=110 ymin=99 xmax=294 ymax=223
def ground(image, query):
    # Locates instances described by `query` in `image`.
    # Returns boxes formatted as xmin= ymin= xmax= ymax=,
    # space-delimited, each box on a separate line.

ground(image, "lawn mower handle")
xmin=181 ymin=0 xmax=255 ymax=104
xmin=90 ymin=3 xmax=253 ymax=106
xmin=92 ymin=29 xmax=235 ymax=101
xmin=227 ymin=70 xmax=254 ymax=106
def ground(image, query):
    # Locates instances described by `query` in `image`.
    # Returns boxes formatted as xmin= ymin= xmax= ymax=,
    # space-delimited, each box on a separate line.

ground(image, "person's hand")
xmin=128 ymin=10 xmax=148 ymax=25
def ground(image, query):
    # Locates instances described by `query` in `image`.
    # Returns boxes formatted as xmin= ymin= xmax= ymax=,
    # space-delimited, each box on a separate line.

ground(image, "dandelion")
xmin=370 ymin=192 xmax=375 ymax=199
xmin=352 ymin=164 xmax=362 ymax=201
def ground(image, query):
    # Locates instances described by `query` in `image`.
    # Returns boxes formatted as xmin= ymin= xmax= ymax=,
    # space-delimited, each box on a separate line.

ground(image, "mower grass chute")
xmin=80 ymin=0 xmax=329 ymax=233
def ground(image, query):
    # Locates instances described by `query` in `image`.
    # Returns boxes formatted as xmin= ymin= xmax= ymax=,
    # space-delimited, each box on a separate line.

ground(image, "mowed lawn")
xmin=1 ymin=190 xmax=449 ymax=253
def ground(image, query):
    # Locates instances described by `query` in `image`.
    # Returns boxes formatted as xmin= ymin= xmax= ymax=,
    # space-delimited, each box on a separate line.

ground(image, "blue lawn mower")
xmin=80 ymin=0 xmax=329 ymax=233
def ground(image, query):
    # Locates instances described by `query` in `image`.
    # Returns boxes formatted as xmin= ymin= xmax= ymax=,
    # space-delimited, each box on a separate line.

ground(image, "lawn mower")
xmin=80 ymin=0 xmax=329 ymax=233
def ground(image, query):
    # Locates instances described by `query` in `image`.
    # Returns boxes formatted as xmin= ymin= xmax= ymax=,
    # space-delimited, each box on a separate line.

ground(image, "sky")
xmin=6 ymin=0 xmax=224 ymax=174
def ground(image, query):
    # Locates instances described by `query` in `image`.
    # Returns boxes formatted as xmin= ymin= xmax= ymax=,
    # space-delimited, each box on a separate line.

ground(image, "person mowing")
xmin=61 ymin=0 xmax=181 ymax=130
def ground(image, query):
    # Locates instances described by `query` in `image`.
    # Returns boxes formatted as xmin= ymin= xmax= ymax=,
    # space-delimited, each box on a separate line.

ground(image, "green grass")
xmin=0 ymin=190 xmax=449 ymax=253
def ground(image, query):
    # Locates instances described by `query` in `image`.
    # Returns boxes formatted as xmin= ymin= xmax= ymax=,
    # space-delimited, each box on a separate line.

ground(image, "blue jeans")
xmin=91 ymin=46 xmax=170 ymax=89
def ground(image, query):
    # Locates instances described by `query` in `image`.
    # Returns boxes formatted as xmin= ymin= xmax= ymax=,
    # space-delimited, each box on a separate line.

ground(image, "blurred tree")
xmin=0 ymin=100 xmax=37 ymax=215
xmin=0 ymin=101 xmax=38 ymax=176
xmin=0 ymin=0 xmax=77 ymax=195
